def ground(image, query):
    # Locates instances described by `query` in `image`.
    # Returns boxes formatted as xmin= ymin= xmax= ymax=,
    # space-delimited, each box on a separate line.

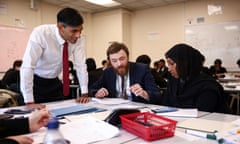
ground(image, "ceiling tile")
xmin=42 ymin=0 xmax=191 ymax=13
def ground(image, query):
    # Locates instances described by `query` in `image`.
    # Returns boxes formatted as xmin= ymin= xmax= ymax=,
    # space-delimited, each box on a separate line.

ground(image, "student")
xmin=235 ymin=59 xmax=240 ymax=78
xmin=86 ymin=58 xmax=103 ymax=88
xmin=0 ymin=108 xmax=50 ymax=144
xmin=136 ymin=55 xmax=167 ymax=88
xmin=237 ymin=59 xmax=240 ymax=68
xmin=158 ymin=59 xmax=169 ymax=79
xmin=209 ymin=58 xmax=227 ymax=78
xmin=200 ymin=55 xmax=211 ymax=76
xmin=20 ymin=7 xmax=89 ymax=109
xmin=2 ymin=60 xmax=22 ymax=88
xmin=151 ymin=43 xmax=230 ymax=113
xmin=89 ymin=42 xmax=160 ymax=103
xmin=101 ymin=59 xmax=110 ymax=70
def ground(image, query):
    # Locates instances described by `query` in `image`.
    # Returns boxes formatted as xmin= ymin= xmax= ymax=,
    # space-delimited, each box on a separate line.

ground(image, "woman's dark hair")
xmin=57 ymin=7 xmax=83 ymax=26
xmin=106 ymin=42 xmax=129 ymax=60
xmin=86 ymin=58 xmax=96 ymax=72
xmin=136 ymin=54 xmax=151 ymax=66
xmin=165 ymin=43 xmax=202 ymax=80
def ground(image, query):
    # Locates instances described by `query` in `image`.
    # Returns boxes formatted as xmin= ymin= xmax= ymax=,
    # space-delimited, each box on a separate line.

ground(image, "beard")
xmin=113 ymin=63 xmax=129 ymax=76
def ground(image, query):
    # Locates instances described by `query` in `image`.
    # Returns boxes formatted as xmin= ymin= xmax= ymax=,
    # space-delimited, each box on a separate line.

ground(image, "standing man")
xmin=20 ymin=7 xmax=88 ymax=109
xmin=89 ymin=42 xmax=160 ymax=103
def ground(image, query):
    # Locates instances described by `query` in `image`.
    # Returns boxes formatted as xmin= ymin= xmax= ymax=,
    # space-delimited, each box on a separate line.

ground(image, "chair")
xmin=229 ymin=93 xmax=240 ymax=114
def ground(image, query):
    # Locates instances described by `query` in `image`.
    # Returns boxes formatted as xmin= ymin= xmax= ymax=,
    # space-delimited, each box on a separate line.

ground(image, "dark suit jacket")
xmin=89 ymin=62 xmax=161 ymax=103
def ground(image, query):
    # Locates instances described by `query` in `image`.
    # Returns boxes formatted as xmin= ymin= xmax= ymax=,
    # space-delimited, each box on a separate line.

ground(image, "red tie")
xmin=63 ymin=42 xmax=69 ymax=96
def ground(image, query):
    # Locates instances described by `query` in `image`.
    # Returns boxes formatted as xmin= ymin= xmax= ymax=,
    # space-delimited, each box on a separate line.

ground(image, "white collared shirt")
xmin=20 ymin=24 xmax=88 ymax=103
xmin=116 ymin=72 xmax=131 ymax=100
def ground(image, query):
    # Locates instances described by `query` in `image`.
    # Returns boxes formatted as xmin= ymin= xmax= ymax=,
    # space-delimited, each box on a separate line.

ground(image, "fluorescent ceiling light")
xmin=85 ymin=0 xmax=121 ymax=7
xmin=224 ymin=25 xmax=239 ymax=31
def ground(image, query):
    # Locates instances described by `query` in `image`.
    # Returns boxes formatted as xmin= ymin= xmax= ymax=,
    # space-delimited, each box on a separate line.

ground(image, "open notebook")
xmin=50 ymin=105 xmax=105 ymax=118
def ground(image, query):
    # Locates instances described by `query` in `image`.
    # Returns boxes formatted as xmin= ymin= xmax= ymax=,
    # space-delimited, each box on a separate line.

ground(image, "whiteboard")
xmin=0 ymin=25 xmax=31 ymax=72
xmin=185 ymin=21 xmax=240 ymax=71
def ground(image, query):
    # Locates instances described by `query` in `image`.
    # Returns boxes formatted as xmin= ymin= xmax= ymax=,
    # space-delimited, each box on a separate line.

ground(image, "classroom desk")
xmin=0 ymin=99 xmax=238 ymax=144
xmin=222 ymin=83 xmax=240 ymax=114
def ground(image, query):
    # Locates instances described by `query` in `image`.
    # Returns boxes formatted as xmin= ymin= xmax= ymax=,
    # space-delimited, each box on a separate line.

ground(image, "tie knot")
xmin=64 ymin=41 xmax=68 ymax=47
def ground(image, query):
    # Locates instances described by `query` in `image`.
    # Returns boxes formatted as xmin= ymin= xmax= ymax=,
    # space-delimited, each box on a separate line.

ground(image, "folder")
xmin=50 ymin=105 xmax=104 ymax=117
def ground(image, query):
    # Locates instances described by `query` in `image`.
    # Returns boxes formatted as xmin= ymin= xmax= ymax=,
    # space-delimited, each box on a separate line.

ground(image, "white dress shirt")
xmin=116 ymin=72 xmax=131 ymax=100
xmin=20 ymin=24 xmax=88 ymax=103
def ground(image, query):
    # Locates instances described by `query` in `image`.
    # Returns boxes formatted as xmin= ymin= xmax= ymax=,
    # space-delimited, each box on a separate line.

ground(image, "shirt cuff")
xmin=80 ymin=85 xmax=88 ymax=94
xmin=23 ymin=94 xmax=34 ymax=103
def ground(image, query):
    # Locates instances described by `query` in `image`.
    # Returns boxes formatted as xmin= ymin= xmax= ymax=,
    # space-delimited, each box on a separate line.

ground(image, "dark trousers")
xmin=33 ymin=74 xmax=64 ymax=103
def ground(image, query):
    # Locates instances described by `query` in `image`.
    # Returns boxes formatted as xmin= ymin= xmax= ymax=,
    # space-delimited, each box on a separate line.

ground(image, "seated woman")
xmin=150 ymin=43 xmax=230 ymax=113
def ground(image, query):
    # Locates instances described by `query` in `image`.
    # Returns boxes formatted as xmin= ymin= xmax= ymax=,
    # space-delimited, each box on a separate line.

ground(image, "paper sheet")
xmin=60 ymin=116 xmax=120 ymax=144
xmin=232 ymin=119 xmax=240 ymax=126
xmin=177 ymin=118 xmax=235 ymax=133
xmin=92 ymin=98 xmax=130 ymax=105
xmin=156 ymin=108 xmax=198 ymax=118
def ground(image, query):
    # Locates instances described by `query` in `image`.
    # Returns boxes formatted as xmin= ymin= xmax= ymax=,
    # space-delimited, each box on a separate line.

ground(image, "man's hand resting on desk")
xmin=26 ymin=103 xmax=46 ymax=110
xmin=76 ymin=93 xmax=90 ymax=103
xmin=94 ymin=88 xmax=109 ymax=98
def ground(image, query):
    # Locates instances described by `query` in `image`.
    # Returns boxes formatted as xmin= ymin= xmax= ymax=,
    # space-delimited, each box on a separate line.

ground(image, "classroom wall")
xmin=0 ymin=0 xmax=240 ymax=69
xmin=89 ymin=9 xmax=132 ymax=65
xmin=132 ymin=0 xmax=240 ymax=66
xmin=131 ymin=3 xmax=185 ymax=64
xmin=90 ymin=0 xmax=240 ymax=67
xmin=0 ymin=0 xmax=59 ymax=28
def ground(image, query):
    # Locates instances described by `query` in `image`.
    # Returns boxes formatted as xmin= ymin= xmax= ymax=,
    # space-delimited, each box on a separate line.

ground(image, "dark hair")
xmin=102 ymin=60 xmax=107 ymax=65
xmin=237 ymin=59 xmax=240 ymax=65
xmin=165 ymin=43 xmax=202 ymax=80
xmin=57 ymin=7 xmax=83 ymax=26
xmin=13 ymin=60 xmax=22 ymax=69
xmin=154 ymin=61 xmax=159 ymax=67
xmin=159 ymin=59 xmax=165 ymax=63
xmin=200 ymin=54 xmax=205 ymax=62
xmin=86 ymin=58 xmax=96 ymax=72
xmin=214 ymin=59 xmax=222 ymax=65
xmin=107 ymin=42 xmax=129 ymax=59
xmin=136 ymin=55 xmax=151 ymax=66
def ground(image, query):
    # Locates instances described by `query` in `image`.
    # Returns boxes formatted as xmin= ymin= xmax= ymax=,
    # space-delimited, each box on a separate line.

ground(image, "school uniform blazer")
xmin=0 ymin=118 xmax=29 ymax=138
xmin=89 ymin=62 xmax=161 ymax=103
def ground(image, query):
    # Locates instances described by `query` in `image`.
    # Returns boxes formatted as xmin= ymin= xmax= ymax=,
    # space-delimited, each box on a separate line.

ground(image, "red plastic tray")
xmin=120 ymin=112 xmax=177 ymax=141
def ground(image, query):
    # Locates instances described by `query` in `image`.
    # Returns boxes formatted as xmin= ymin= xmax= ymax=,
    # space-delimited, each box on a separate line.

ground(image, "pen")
xmin=185 ymin=129 xmax=217 ymax=140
